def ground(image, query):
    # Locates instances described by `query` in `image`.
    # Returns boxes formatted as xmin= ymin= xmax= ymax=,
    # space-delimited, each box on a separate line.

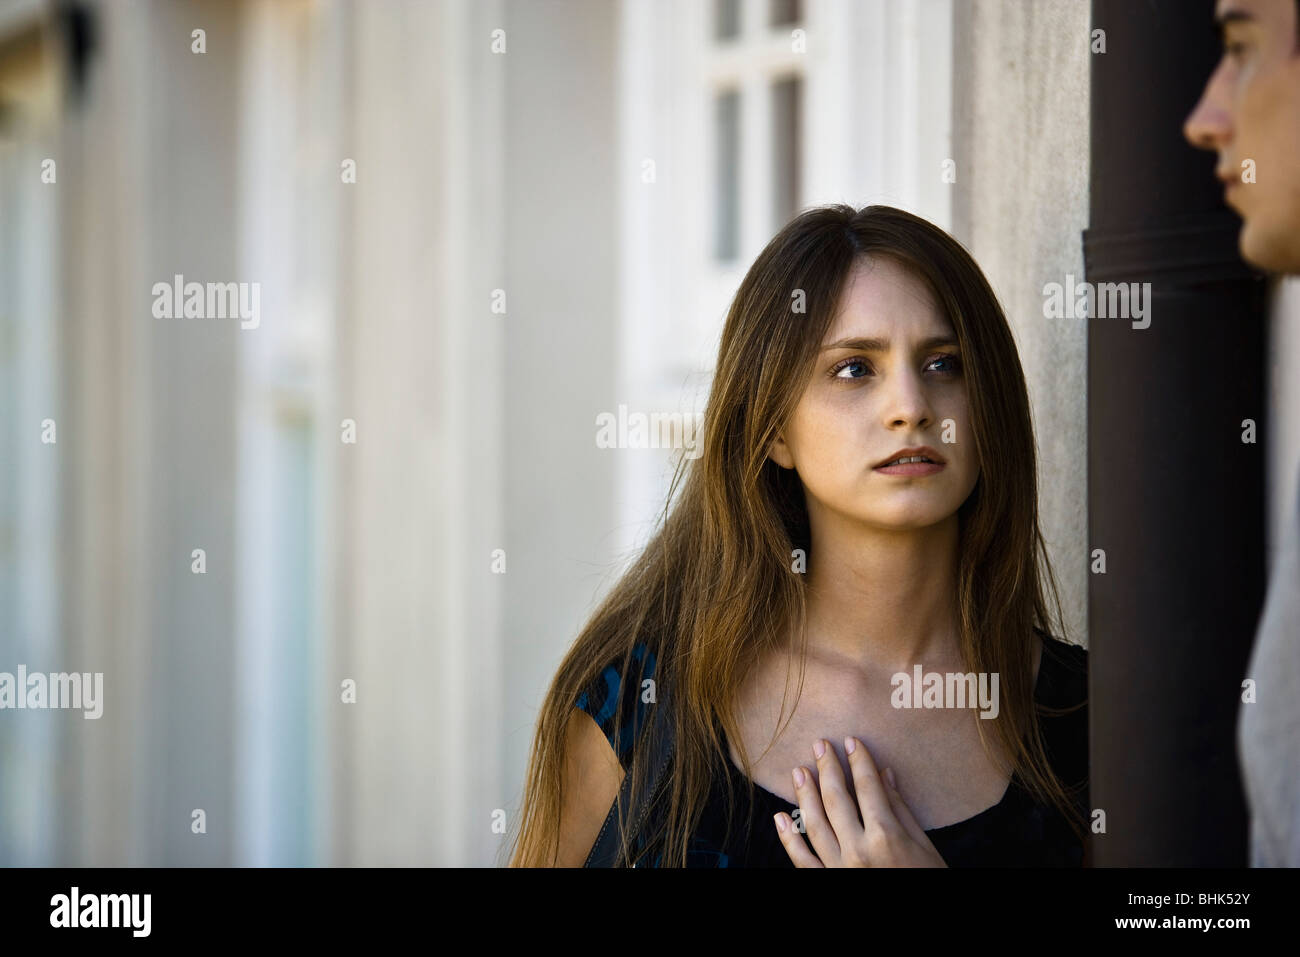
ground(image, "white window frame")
xmin=615 ymin=0 xmax=953 ymax=550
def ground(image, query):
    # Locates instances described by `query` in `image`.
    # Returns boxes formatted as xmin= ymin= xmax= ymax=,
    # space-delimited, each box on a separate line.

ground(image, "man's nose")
xmin=1183 ymin=69 xmax=1231 ymax=152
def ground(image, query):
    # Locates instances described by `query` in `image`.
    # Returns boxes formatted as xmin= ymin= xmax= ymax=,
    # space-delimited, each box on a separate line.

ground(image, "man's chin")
xmin=1239 ymin=219 xmax=1300 ymax=275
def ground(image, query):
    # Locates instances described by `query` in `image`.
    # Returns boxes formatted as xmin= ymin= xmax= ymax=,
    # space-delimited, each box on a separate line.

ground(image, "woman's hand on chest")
xmin=772 ymin=736 xmax=948 ymax=868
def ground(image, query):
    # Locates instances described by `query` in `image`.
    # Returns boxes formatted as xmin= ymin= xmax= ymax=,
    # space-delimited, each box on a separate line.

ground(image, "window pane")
xmin=714 ymin=89 xmax=740 ymax=261
xmin=267 ymin=414 xmax=316 ymax=864
xmin=770 ymin=0 xmax=802 ymax=27
xmin=772 ymin=75 xmax=802 ymax=230
xmin=715 ymin=0 xmax=741 ymax=41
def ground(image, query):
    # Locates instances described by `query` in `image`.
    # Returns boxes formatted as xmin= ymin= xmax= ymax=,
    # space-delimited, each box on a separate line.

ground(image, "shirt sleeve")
xmin=1037 ymin=636 xmax=1089 ymax=819
xmin=1239 ymin=463 xmax=1300 ymax=867
xmin=574 ymin=642 xmax=658 ymax=771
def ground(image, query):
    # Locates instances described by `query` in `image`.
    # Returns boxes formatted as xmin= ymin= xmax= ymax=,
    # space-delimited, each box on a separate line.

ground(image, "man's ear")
xmin=768 ymin=432 xmax=795 ymax=470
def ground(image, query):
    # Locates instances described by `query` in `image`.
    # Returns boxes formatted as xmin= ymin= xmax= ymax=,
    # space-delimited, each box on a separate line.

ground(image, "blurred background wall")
xmin=0 ymin=0 xmax=1076 ymax=868
xmin=6 ymin=0 xmax=1288 ymax=867
xmin=951 ymin=0 xmax=1091 ymax=643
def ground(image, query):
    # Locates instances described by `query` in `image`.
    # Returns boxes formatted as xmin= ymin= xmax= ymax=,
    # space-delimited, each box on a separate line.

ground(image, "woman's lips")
xmin=874 ymin=461 xmax=946 ymax=476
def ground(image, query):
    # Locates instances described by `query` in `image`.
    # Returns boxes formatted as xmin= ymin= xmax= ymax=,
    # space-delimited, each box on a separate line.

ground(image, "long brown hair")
xmin=507 ymin=203 xmax=1084 ymax=868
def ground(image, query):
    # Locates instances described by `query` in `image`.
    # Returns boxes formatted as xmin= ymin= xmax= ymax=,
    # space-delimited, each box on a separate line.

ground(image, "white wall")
xmin=0 ymin=0 xmax=1099 ymax=868
xmin=950 ymin=0 xmax=1092 ymax=646
xmin=497 ymin=0 xmax=622 ymax=866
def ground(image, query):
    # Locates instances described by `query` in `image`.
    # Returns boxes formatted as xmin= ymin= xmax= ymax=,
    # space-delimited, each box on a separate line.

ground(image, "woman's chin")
xmin=858 ymin=509 xmax=957 ymax=532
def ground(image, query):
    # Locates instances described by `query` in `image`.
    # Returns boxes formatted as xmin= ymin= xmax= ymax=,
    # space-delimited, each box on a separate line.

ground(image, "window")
xmin=715 ymin=0 xmax=741 ymax=41
xmin=771 ymin=74 xmax=802 ymax=230
xmin=714 ymin=88 xmax=740 ymax=261
xmin=770 ymin=0 xmax=802 ymax=28
xmin=706 ymin=0 xmax=806 ymax=262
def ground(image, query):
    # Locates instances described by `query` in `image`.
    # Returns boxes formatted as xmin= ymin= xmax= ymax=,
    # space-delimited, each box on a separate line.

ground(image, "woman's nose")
xmin=883 ymin=371 xmax=932 ymax=429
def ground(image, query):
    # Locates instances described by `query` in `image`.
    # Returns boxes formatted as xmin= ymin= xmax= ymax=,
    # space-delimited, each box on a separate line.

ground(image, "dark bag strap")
xmin=583 ymin=696 xmax=676 ymax=867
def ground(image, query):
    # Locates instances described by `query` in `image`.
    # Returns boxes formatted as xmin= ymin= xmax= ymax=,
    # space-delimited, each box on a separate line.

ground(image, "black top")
xmin=574 ymin=632 xmax=1088 ymax=867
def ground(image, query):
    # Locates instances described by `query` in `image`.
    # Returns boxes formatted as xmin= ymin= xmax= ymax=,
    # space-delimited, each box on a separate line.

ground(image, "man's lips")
xmin=1216 ymin=165 xmax=1243 ymax=200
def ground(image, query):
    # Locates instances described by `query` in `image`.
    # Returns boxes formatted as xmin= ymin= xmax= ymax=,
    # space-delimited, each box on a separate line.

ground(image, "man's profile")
xmin=1184 ymin=0 xmax=1300 ymax=866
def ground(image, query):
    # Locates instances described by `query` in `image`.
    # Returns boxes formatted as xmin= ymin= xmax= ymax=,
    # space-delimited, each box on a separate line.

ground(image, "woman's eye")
xmin=926 ymin=354 xmax=962 ymax=374
xmin=830 ymin=358 xmax=871 ymax=379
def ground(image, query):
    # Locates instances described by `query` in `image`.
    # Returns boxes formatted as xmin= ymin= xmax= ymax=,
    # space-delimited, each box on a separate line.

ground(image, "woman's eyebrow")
xmin=819 ymin=336 xmax=959 ymax=353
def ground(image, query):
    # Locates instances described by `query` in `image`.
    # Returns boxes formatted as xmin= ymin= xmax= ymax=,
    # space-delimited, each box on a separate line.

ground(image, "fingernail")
xmin=793 ymin=766 xmax=806 ymax=788
xmin=844 ymin=736 xmax=856 ymax=754
xmin=813 ymin=738 xmax=825 ymax=759
xmin=774 ymin=813 xmax=788 ymax=834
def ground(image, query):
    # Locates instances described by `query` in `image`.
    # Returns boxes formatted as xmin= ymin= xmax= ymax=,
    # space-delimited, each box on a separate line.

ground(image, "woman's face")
xmin=768 ymin=255 xmax=981 ymax=532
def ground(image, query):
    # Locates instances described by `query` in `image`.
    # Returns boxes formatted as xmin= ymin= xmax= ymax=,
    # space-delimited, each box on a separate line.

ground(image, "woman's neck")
xmin=796 ymin=512 xmax=963 ymax=676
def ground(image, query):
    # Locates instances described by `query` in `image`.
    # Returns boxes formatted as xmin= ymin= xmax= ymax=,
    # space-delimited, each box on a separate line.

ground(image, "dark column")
xmin=1086 ymin=0 xmax=1268 ymax=865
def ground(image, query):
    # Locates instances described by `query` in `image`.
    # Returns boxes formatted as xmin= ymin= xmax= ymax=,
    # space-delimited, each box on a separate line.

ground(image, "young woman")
xmin=508 ymin=204 xmax=1088 ymax=868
